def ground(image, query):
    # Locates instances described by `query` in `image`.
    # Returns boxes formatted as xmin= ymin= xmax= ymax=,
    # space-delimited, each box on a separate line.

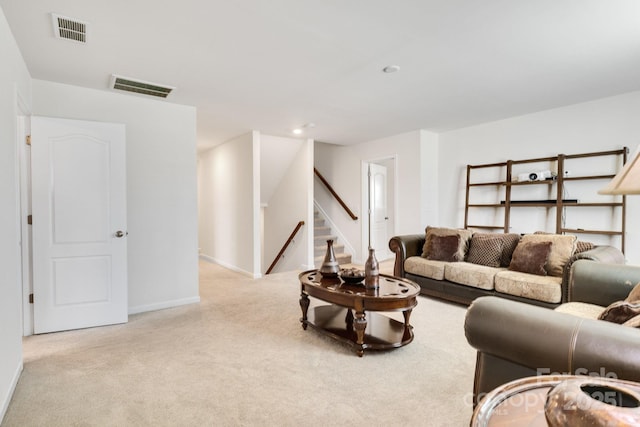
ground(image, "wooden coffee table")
xmin=298 ymin=269 xmax=420 ymax=357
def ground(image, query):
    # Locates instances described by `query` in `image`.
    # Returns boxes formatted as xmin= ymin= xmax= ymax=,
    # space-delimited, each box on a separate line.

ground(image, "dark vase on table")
xmin=320 ymin=239 xmax=339 ymax=278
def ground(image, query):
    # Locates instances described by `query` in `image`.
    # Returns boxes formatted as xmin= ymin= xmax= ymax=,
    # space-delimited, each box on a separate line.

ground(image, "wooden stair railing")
xmin=266 ymin=220 xmax=305 ymax=274
xmin=314 ymin=167 xmax=358 ymax=220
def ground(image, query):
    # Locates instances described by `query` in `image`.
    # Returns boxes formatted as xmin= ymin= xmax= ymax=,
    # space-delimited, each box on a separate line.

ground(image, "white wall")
xmin=263 ymin=139 xmax=314 ymax=273
xmin=315 ymin=130 xmax=439 ymax=263
xmin=439 ymin=91 xmax=640 ymax=265
xmin=0 ymin=7 xmax=31 ymax=422
xmin=32 ymin=80 xmax=200 ymax=313
xmin=198 ymin=131 xmax=260 ymax=277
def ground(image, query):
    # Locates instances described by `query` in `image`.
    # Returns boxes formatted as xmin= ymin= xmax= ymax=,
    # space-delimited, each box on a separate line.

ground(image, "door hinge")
xmin=26 ymin=135 xmax=31 ymax=146
xmin=27 ymin=215 xmax=32 ymax=225
xmin=29 ymin=293 xmax=34 ymax=304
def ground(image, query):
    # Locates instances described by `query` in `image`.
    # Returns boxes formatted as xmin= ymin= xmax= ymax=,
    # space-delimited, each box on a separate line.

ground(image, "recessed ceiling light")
xmin=292 ymin=123 xmax=315 ymax=135
xmin=382 ymin=65 xmax=400 ymax=73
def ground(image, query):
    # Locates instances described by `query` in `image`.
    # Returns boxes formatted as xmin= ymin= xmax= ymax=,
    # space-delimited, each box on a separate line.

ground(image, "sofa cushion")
xmin=466 ymin=235 xmax=503 ymax=268
xmin=495 ymin=270 xmax=563 ymax=303
xmin=554 ymin=302 xmax=604 ymax=319
xmin=519 ymin=234 xmax=577 ymax=277
xmin=424 ymin=234 xmax=460 ymax=262
xmin=404 ymin=256 xmax=447 ymax=280
xmin=444 ymin=262 xmax=503 ymax=290
xmin=598 ymin=300 xmax=640 ymax=324
xmin=508 ymin=240 xmax=552 ymax=276
xmin=421 ymin=226 xmax=472 ymax=261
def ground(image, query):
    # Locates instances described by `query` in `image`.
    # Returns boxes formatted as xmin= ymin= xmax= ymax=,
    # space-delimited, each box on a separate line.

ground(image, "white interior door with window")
xmin=31 ymin=116 xmax=127 ymax=334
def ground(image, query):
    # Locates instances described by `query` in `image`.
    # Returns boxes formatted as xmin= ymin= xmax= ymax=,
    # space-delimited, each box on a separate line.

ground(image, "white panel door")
xmin=369 ymin=163 xmax=389 ymax=257
xmin=31 ymin=116 xmax=127 ymax=334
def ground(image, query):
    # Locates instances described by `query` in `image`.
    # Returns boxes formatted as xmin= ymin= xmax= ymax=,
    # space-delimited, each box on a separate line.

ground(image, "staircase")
xmin=314 ymin=210 xmax=352 ymax=267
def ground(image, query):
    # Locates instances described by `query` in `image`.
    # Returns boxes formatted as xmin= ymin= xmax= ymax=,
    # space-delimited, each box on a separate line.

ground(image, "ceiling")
xmin=3 ymin=1 xmax=640 ymax=151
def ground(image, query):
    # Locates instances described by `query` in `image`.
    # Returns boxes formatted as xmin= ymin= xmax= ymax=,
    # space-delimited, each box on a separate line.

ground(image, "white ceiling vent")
xmin=109 ymin=75 xmax=175 ymax=98
xmin=51 ymin=13 xmax=87 ymax=43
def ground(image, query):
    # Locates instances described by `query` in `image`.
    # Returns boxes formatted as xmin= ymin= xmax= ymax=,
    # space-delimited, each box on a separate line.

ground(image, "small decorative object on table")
xmin=320 ymin=239 xmax=339 ymax=278
xmin=364 ymin=247 xmax=379 ymax=289
xmin=339 ymin=268 xmax=365 ymax=284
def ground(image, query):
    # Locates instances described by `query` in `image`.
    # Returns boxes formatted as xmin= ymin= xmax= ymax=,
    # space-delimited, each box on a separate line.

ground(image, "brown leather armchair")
xmin=464 ymin=260 xmax=640 ymax=405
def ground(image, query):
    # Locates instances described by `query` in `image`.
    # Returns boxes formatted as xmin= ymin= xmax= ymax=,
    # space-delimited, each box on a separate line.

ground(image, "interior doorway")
xmin=362 ymin=157 xmax=396 ymax=261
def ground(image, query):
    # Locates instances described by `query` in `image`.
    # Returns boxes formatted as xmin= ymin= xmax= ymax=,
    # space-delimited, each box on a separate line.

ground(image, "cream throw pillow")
xmin=519 ymin=234 xmax=577 ymax=277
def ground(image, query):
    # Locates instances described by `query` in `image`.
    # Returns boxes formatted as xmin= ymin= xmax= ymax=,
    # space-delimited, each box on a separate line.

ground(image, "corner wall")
xmin=32 ymin=79 xmax=200 ymax=313
xmin=198 ymin=132 xmax=260 ymax=277
xmin=263 ymin=139 xmax=314 ymax=273
xmin=439 ymin=91 xmax=640 ymax=265
xmin=0 ymin=7 xmax=31 ymax=422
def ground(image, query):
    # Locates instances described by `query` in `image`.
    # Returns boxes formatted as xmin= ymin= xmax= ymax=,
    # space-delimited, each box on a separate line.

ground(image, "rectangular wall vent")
xmin=51 ymin=13 xmax=87 ymax=43
xmin=109 ymin=75 xmax=175 ymax=98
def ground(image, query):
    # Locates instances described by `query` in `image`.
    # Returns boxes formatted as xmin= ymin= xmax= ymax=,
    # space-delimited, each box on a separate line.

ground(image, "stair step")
xmin=314 ymin=252 xmax=352 ymax=268
xmin=314 ymin=218 xmax=325 ymax=227
xmin=314 ymin=226 xmax=331 ymax=235
xmin=314 ymin=234 xmax=337 ymax=245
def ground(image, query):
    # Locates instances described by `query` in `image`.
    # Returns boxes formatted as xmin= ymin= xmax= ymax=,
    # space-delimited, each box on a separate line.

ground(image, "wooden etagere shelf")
xmin=464 ymin=148 xmax=628 ymax=252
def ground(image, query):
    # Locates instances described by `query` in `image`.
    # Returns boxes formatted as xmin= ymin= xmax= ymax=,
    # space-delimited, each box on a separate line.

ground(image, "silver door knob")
xmin=115 ymin=230 xmax=127 ymax=238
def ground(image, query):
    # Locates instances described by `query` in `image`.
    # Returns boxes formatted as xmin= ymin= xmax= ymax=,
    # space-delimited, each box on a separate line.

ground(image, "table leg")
xmin=299 ymin=289 xmax=310 ymax=330
xmin=354 ymin=311 xmax=367 ymax=357
xmin=402 ymin=309 xmax=413 ymax=340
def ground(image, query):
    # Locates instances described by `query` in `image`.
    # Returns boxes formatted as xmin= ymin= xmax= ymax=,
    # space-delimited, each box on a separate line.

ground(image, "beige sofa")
xmin=389 ymin=228 xmax=625 ymax=308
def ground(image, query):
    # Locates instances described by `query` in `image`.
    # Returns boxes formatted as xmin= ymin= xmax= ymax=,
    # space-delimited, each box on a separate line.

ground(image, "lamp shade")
xmin=599 ymin=146 xmax=640 ymax=195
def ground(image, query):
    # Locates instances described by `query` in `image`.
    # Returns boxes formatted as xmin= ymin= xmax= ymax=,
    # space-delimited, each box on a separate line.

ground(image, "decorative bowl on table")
xmin=339 ymin=268 xmax=365 ymax=284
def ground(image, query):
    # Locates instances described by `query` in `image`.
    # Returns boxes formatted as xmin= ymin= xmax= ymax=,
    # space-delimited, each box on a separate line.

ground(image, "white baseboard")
xmin=199 ymin=254 xmax=260 ymax=279
xmin=128 ymin=296 xmax=201 ymax=315
xmin=1 ymin=361 xmax=23 ymax=424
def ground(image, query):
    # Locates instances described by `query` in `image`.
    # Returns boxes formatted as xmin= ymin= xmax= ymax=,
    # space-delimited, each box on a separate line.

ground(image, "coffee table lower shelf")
xmin=301 ymin=305 xmax=413 ymax=354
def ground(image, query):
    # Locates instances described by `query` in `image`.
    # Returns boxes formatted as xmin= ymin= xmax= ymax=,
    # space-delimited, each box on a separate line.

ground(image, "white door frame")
xmin=15 ymin=88 xmax=33 ymax=336
xmin=360 ymin=156 xmax=397 ymax=262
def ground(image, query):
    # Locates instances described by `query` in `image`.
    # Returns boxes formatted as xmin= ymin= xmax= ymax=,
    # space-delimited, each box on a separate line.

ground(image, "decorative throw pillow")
xmin=424 ymin=234 xmax=461 ymax=262
xmin=626 ymin=282 xmax=640 ymax=303
xmin=518 ymin=234 xmax=577 ymax=277
xmin=623 ymin=315 xmax=640 ymax=328
xmin=421 ymin=226 xmax=472 ymax=261
xmin=575 ymin=240 xmax=595 ymax=254
xmin=598 ymin=300 xmax=640 ymax=324
xmin=508 ymin=240 xmax=553 ymax=276
xmin=466 ymin=235 xmax=504 ymax=267
xmin=498 ymin=233 xmax=522 ymax=267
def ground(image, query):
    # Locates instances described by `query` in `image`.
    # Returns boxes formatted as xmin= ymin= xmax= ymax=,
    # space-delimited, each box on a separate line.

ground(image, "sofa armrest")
xmin=388 ymin=234 xmax=425 ymax=277
xmin=561 ymin=245 xmax=625 ymax=302
xmin=568 ymin=259 xmax=640 ymax=305
xmin=465 ymin=296 xmax=640 ymax=398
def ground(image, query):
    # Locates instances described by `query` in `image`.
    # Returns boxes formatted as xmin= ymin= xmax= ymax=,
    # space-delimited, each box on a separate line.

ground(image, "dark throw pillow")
xmin=421 ymin=226 xmax=472 ymax=261
xmin=499 ymin=233 xmax=522 ymax=267
xmin=424 ymin=234 xmax=461 ymax=262
xmin=466 ymin=235 xmax=504 ymax=268
xmin=599 ymin=300 xmax=640 ymax=324
xmin=508 ymin=240 xmax=553 ymax=276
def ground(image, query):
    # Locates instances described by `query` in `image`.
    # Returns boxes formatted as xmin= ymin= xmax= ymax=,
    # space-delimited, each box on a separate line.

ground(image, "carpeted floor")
xmin=3 ymin=261 xmax=477 ymax=426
